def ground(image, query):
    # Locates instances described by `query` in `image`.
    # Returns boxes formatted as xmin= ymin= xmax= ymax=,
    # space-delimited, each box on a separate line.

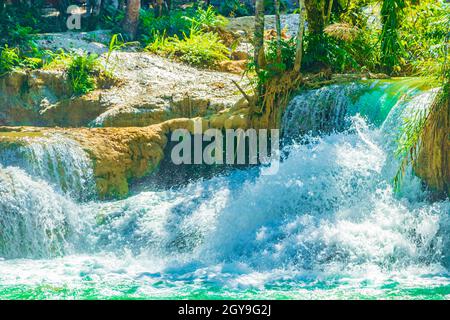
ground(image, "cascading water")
xmin=0 ymin=166 xmax=87 ymax=259
xmin=0 ymin=134 xmax=96 ymax=201
xmin=0 ymin=79 xmax=449 ymax=299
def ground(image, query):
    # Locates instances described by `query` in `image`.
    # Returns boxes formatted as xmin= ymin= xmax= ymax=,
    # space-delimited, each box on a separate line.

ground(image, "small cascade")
xmin=0 ymin=166 xmax=87 ymax=259
xmin=282 ymin=78 xmax=436 ymax=142
xmin=381 ymin=88 xmax=439 ymax=144
xmin=282 ymin=83 xmax=361 ymax=140
xmin=0 ymin=134 xmax=96 ymax=201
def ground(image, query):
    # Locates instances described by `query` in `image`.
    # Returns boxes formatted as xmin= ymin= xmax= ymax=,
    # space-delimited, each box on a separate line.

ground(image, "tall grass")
xmin=146 ymin=29 xmax=229 ymax=68
xmin=67 ymin=54 xmax=99 ymax=95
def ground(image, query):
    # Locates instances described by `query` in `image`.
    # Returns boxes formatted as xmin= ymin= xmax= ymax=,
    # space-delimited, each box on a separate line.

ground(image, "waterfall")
xmin=0 ymin=134 xmax=96 ymax=201
xmin=0 ymin=78 xmax=448 ymax=299
xmin=282 ymin=83 xmax=360 ymax=140
xmin=0 ymin=166 xmax=88 ymax=259
xmin=282 ymin=78 xmax=434 ymax=142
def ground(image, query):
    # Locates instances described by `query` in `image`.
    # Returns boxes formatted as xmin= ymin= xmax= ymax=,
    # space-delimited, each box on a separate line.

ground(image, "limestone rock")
xmin=415 ymin=93 xmax=450 ymax=197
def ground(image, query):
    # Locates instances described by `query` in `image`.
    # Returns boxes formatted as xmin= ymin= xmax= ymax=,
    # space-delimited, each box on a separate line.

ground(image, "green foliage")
xmin=145 ymin=31 xmax=171 ymax=54
xmin=184 ymin=5 xmax=228 ymax=32
xmin=393 ymin=105 xmax=429 ymax=191
xmin=0 ymin=42 xmax=47 ymax=76
xmin=174 ymin=30 xmax=229 ymax=67
xmin=139 ymin=9 xmax=191 ymax=44
xmin=146 ymin=29 xmax=229 ymax=68
xmin=0 ymin=45 xmax=20 ymax=76
xmin=67 ymin=54 xmax=99 ymax=95
xmin=263 ymin=37 xmax=297 ymax=77
xmin=99 ymin=4 xmax=126 ymax=32
xmin=42 ymin=50 xmax=74 ymax=70
xmin=142 ymin=5 xmax=229 ymax=68
xmin=263 ymin=0 xmax=289 ymax=14
xmin=302 ymin=34 xmax=358 ymax=72
xmin=7 ymin=24 xmax=34 ymax=46
xmin=401 ymin=0 xmax=450 ymax=76
xmin=380 ymin=0 xmax=406 ymax=75
xmin=217 ymin=0 xmax=252 ymax=17
xmin=139 ymin=5 xmax=228 ymax=44
xmin=0 ymin=1 xmax=54 ymax=46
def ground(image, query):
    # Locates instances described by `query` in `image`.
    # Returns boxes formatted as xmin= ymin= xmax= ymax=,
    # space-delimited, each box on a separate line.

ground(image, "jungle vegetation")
xmin=0 ymin=1 xmax=447 ymax=76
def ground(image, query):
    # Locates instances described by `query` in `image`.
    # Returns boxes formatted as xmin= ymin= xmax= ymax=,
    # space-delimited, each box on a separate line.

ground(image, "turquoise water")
xmin=0 ymin=79 xmax=449 ymax=300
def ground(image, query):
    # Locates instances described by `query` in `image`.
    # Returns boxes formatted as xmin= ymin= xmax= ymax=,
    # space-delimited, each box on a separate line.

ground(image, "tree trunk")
xmin=57 ymin=0 xmax=71 ymax=30
xmin=294 ymin=0 xmax=306 ymax=72
xmin=304 ymin=0 xmax=326 ymax=35
xmin=274 ymin=0 xmax=282 ymax=63
xmin=254 ymin=0 xmax=265 ymax=72
xmin=325 ymin=0 xmax=333 ymax=25
xmin=123 ymin=0 xmax=141 ymax=40
xmin=380 ymin=0 xmax=406 ymax=74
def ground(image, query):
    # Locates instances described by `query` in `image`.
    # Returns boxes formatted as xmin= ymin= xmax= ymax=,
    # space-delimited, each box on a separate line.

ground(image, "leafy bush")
xmin=262 ymin=37 xmax=297 ymax=77
xmin=99 ymin=4 xmax=126 ymax=32
xmin=218 ymin=0 xmax=251 ymax=17
xmin=0 ymin=45 xmax=20 ymax=76
xmin=401 ymin=0 xmax=449 ymax=76
xmin=67 ymin=54 xmax=99 ymax=95
xmin=146 ymin=29 xmax=229 ymax=68
xmin=184 ymin=6 xmax=228 ymax=32
xmin=145 ymin=31 xmax=172 ymax=54
xmin=139 ymin=9 xmax=192 ymax=44
xmin=42 ymin=50 xmax=74 ymax=70
xmin=302 ymin=34 xmax=358 ymax=72
xmin=173 ymin=31 xmax=229 ymax=67
xmin=139 ymin=6 xmax=228 ymax=44
xmin=324 ymin=23 xmax=380 ymax=72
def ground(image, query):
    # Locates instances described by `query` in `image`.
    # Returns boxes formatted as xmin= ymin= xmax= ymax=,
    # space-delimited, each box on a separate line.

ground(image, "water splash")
xmin=0 ymin=134 xmax=95 ymax=201
xmin=0 ymin=166 xmax=88 ymax=259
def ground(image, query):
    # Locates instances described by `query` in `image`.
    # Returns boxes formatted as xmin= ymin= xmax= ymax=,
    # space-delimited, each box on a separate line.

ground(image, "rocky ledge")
xmin=0 ymin=52 xmax=249 ymax=128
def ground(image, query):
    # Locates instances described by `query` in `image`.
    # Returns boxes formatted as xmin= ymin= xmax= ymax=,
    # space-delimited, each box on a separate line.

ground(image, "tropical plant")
xmin=139 ymin=5 xmax=228 ymax=45
xmin=67 ymin=53 xmax=99 ymax=95
xmin=0 ymin=45 xmax=20 ymax=76
xmin=302 ymin=34 xmax=358 ymax=72
xmin=218 ymin=0 xmax=251 ymax=17
xmin=380 ymin=0 xmax=406 ymax=75
xmin=42 ymin=50 xmax=74 ymax=70
xmin=184 ymin=5 xmax=228 ymax=32
xmin=394 ymin=29 xmax=449 ymax=191
xmin=401 ymin=0 xmax=450 ymax=76
xmin=264 ymin=37 xmax=297 ymax=76
xmin=146 ymin=29 xmax=229 ymax=68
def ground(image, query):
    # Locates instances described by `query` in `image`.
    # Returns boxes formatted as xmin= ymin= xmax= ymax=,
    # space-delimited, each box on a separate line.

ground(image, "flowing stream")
xmin=0 ymin=78 xmax=449 ymax=299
